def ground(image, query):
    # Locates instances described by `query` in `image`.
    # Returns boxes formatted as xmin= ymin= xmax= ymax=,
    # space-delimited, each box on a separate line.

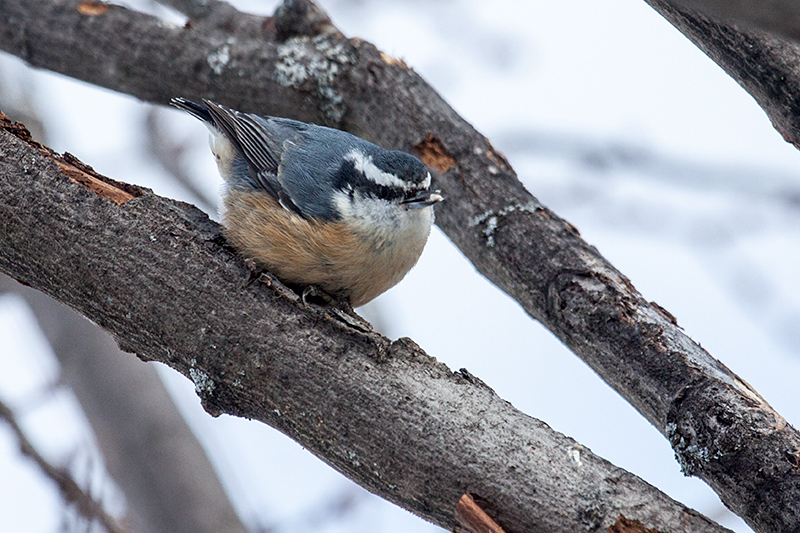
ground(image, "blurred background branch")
xmin=0 ymin=397 xmax=127 ymax=533
xmin=144 ymin=107 xmax=218 ymax=214
xmin=0 ymin=274 xmax=249 ymax=533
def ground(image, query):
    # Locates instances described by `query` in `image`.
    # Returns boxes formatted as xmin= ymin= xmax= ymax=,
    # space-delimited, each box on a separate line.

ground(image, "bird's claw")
xmin=301 ymin=285 xmax=372 ymax=332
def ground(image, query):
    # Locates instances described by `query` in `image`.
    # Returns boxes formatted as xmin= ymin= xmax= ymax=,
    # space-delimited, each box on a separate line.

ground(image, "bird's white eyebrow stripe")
xmin=421 ymin=172 xmax=431 ymax=189
xmin=345 ymin=149 xmax=410 ymax=190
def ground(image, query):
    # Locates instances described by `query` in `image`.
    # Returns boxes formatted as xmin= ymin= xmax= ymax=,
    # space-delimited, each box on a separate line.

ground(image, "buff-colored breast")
xmin=224 ymin=189 xmax=431 ymax=307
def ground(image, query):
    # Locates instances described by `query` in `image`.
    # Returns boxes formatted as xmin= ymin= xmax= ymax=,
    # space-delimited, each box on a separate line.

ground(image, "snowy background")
xmin=2 ymin=0 xmax=800 ymax=531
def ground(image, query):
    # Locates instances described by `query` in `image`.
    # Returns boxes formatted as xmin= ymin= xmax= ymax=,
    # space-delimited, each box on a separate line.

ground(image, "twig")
xmin=0 ymin=398 xmax=128 ymax=533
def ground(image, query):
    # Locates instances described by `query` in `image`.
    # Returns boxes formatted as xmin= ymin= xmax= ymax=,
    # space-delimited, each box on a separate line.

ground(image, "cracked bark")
xmin=0 ymin=0 xmax=797 ymax=531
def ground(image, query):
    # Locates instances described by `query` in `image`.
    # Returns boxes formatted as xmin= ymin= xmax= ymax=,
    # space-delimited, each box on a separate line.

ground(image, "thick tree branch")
xmin=0 ymin=113 xmax=729 ymax=533
xmin=0 ymin=1 xmax=798 ymax=531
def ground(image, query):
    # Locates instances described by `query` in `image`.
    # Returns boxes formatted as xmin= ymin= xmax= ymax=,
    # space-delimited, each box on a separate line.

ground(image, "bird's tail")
xmin=170 ymin=97 xmax=213 ymax=124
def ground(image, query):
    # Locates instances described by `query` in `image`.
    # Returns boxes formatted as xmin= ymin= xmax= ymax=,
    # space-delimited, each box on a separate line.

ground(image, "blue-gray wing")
xmin=200 ymin=100 xmax=365 ymax=221
xmin=200 ymin=100 xmax=297 ymax=212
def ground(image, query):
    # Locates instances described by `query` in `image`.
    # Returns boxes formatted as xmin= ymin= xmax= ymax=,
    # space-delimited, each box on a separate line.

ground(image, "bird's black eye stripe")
xmin=333 ymin=160 xmax=407 ymax=201
xmin=368 ymin=183 xmax=403 ymax=201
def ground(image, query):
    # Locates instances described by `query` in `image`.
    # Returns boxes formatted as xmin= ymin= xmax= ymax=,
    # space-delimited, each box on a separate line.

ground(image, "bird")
xmin=171 ymin=98 xmax=443 ymax=308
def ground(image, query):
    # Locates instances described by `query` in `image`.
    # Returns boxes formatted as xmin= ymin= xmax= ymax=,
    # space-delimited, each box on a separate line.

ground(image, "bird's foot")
xmin=301 ymin=285 xmax=372 ymax=332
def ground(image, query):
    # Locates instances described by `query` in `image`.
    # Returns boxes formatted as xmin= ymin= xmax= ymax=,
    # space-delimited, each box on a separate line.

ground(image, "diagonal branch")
xmin=646 ymin=0 xmax=800 ymax=150
xmin=0 ymin=111 xmax=729 ymax=533
xmin=659 ymin=0 xmax=800 ymax=44
xmin=0 ymin=0 xmax=797 ymax=531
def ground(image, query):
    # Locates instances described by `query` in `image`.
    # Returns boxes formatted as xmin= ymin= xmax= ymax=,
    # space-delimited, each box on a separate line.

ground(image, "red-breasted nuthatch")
xmin=171 ymin=98 xmax=443 ymax=307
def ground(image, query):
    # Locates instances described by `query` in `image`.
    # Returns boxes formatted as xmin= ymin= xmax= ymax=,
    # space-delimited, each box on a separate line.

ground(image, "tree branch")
xmin=646 ymin=0 xmax=800 ymax=150
xmin=0 ymin=0 xmax=798 ymax=531
xmin=661 ymin=0 xmax=800 ymax=44
xmin=0 ymin=111 xmax=728 ymax=533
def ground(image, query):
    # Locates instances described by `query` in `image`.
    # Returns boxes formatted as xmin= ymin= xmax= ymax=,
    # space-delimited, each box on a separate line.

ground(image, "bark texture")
xmin=0 ymin=113 xmax=730 ymax=533
xmin=0 ymin=0 xmax=798 ymax=531
xmin=662 ymin=0 xmax=800 ymax=44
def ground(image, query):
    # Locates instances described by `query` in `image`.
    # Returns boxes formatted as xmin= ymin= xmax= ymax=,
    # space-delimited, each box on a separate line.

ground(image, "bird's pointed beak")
xmin=402 ymin=190 xmax=444 ymax=208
